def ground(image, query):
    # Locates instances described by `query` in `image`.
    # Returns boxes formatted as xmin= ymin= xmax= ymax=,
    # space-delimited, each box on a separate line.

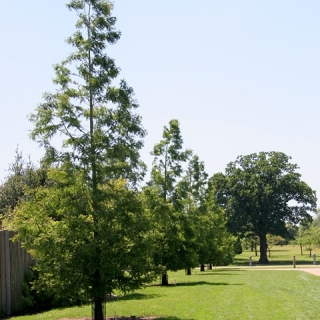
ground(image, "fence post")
xmin=293 ymin=255 xmax=296 ymax=268
xmin=313 ymin=253 xmax=316 ymax=266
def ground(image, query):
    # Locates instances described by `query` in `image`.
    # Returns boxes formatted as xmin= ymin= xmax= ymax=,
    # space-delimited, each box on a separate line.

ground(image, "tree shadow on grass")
xmin=155 ymin=317 xmax=195 ymax=320
xmin=164 ymin=281 xmax=243 ymax=287
xmin=116 ymin=293 xmax=161 ymax=302
xmin=195 ymin=269 xmax=247 ymax=275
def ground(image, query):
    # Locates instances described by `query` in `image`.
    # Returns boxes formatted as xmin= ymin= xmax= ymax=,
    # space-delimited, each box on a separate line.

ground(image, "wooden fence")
xmin=0 ymin=230 xmax=33 ymax=317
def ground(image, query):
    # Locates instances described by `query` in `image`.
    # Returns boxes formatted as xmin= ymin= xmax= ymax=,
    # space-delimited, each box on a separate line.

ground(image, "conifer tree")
xmin=7 ymin=2 xmax=156 ymax=319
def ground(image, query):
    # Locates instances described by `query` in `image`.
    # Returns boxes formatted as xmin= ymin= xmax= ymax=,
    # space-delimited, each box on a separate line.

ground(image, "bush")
xmin=21 ymin=268 xmax=86 ymax=315
xmin=234 ymin=237 xmax=243 ymax=254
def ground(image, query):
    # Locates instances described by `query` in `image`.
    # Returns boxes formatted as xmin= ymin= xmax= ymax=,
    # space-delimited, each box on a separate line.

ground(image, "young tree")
xmin=7 ymin=1 xmax=155 ymax=319
xmin=182 ymin=157 xmax=234 ymax=270
xmin=303 ymin=229 xmax=316 ymax=257
xmin=145 ymin=119 xmax=191 ymax=285
xmin=177 ymin=155 xmax=208 ymax=274
xmin=211 ymin=152 xmax=317 ymax=264
xmin=294 ymin=224 xmax=309 ymax=255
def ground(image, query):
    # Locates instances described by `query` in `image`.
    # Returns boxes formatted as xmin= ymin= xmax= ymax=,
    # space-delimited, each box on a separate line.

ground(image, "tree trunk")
xmin=94 ymin=297 xmax=104 ymax=320
xmin=300 ymin=244 xmax=303 ymax=255
xmin=255 ymin=242 xmax=257 ymax=256
xmin=208 ymin=264 xmax=212 ymax=270
xmin=258 ymin=234 xmax=269 ymax=264
xmin=186 ymin=268 xmax=191 ymax=275
xmin=161 ymin=272 xmax=168 ymax=285
xmin=200 ymin=264 xmax=205 ymax=272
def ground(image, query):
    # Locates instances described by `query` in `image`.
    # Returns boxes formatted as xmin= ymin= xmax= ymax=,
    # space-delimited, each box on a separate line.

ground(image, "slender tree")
xmin=9 ymin=1 xmax=154 ymax=319
xmin=146 ymin=119 xmax=191 ymax=285
xmin=178 ymin=155 xmax=234 ymax=271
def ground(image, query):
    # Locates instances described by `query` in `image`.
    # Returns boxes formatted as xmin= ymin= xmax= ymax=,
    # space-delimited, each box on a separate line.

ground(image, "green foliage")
xmin=6 ymin=170 xmax=159 ymax=304
xmin=150 ymin=119 xmax=191 ymax=201
xmin=21 ymin=269 xmax=86 ymax=314
xmin=0 ymin=149 xmax=47 ymax=220
xmin=285 ymin=222 xmax=298 ymax=242
xmin=211 ymin=151 xmax=317 ymax=263
xmin=294 ymin=224 xmax=320 ymax=257
xmin=312 ymin=212 xmax=320 ymax=227
xmin=234 ymin=237 xmax=242 ymax=254
xmin=146 ymin=120 xmax=193 ymax=275
xmin=29 ymin=0 xmax=146 ymax=184
xmin=145 ymin=123 xmax=234 ymax=279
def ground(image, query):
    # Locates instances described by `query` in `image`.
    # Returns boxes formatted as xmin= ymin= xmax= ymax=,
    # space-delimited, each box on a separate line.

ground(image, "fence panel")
xmin=0 ymin=230 xmax=33 ymax=316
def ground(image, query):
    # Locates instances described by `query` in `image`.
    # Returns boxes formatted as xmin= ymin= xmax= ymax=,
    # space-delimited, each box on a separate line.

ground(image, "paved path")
xmin=299 ymin=268 xmax=320 ymax=276
xmin=215 ymin=266 xmax=320 ymax=277
xmin=238 ymin=267 xmax=320 ymax=277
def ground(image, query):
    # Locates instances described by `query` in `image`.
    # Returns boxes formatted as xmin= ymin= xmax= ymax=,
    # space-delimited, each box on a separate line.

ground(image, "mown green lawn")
xmin=233 ymin=245 xmax=320 ymax=266
xmin=10 ymin=264 xmax=320 ymax=320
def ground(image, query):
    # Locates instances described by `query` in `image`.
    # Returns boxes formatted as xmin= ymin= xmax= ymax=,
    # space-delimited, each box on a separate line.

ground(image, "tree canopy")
xmin=211 ymin=151 xmax=317 ymax=263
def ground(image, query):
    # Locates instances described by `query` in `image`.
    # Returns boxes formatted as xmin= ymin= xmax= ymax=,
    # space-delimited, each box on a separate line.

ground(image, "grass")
xmin=233 ymin=245 xmax=320 ymax=266
xmin=9 ymin=245 xmax=320 ymax=320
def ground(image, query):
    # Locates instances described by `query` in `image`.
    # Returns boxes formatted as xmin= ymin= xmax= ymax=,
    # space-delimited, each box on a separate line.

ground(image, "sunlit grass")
xmin=233 ymin=244 xmax=320 ymax=266
xmin=10 ymin=261 xmax=320 ymax=320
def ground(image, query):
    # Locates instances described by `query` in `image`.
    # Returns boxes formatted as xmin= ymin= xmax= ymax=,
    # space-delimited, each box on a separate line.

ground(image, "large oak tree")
xmin=211 ymin=151 xmax=316 ymax=263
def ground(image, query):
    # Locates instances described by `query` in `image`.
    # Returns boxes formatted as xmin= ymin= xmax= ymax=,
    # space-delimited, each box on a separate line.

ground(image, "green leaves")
xmin=29 ymin=0 xmax=145 ymax=186
xmin=146 ymin=122 xmax=234 ymax=273
xmin=151 ymin=119 xmax=191 ymax=201
xmin=211 ymin=151 xmax=317 ymax=263
xmin=7 ymin=170 xmax=159 ymax=300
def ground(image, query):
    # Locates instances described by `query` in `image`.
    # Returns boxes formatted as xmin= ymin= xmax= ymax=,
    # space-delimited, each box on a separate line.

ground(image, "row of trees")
xmin=0 ymin=1 xmax=317 ymax=318
xmin=0 ymin=3 xmax=234 ymax=317
xmin=2 ymin=121 xmax=234 ymax=315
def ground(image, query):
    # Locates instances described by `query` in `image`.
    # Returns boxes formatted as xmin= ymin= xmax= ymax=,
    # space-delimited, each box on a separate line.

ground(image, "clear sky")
xmin=1 ymin=1 xmax=320 ymax=206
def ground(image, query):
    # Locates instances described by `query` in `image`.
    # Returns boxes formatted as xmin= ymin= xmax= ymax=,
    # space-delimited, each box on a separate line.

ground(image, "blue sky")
xmin=1 ymin=1 xmax=320 ymax=206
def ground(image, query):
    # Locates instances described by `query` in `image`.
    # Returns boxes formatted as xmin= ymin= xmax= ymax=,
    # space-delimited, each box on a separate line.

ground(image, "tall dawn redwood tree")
xmin=146 ymin=119 xmax=192 ymax=285
xmin=11 ymin=1 xmax=156 ymax=319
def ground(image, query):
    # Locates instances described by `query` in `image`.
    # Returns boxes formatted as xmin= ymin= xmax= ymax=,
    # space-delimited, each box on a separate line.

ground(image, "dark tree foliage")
xmin=211 ymin=151 xmax=316 ymax=263
xmin=234 ymin=237 xmax=243 ymax=255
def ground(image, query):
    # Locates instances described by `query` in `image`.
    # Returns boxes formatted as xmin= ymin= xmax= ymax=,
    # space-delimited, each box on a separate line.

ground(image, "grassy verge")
xmin=10 ymin=264 xmax=320 ymax=320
